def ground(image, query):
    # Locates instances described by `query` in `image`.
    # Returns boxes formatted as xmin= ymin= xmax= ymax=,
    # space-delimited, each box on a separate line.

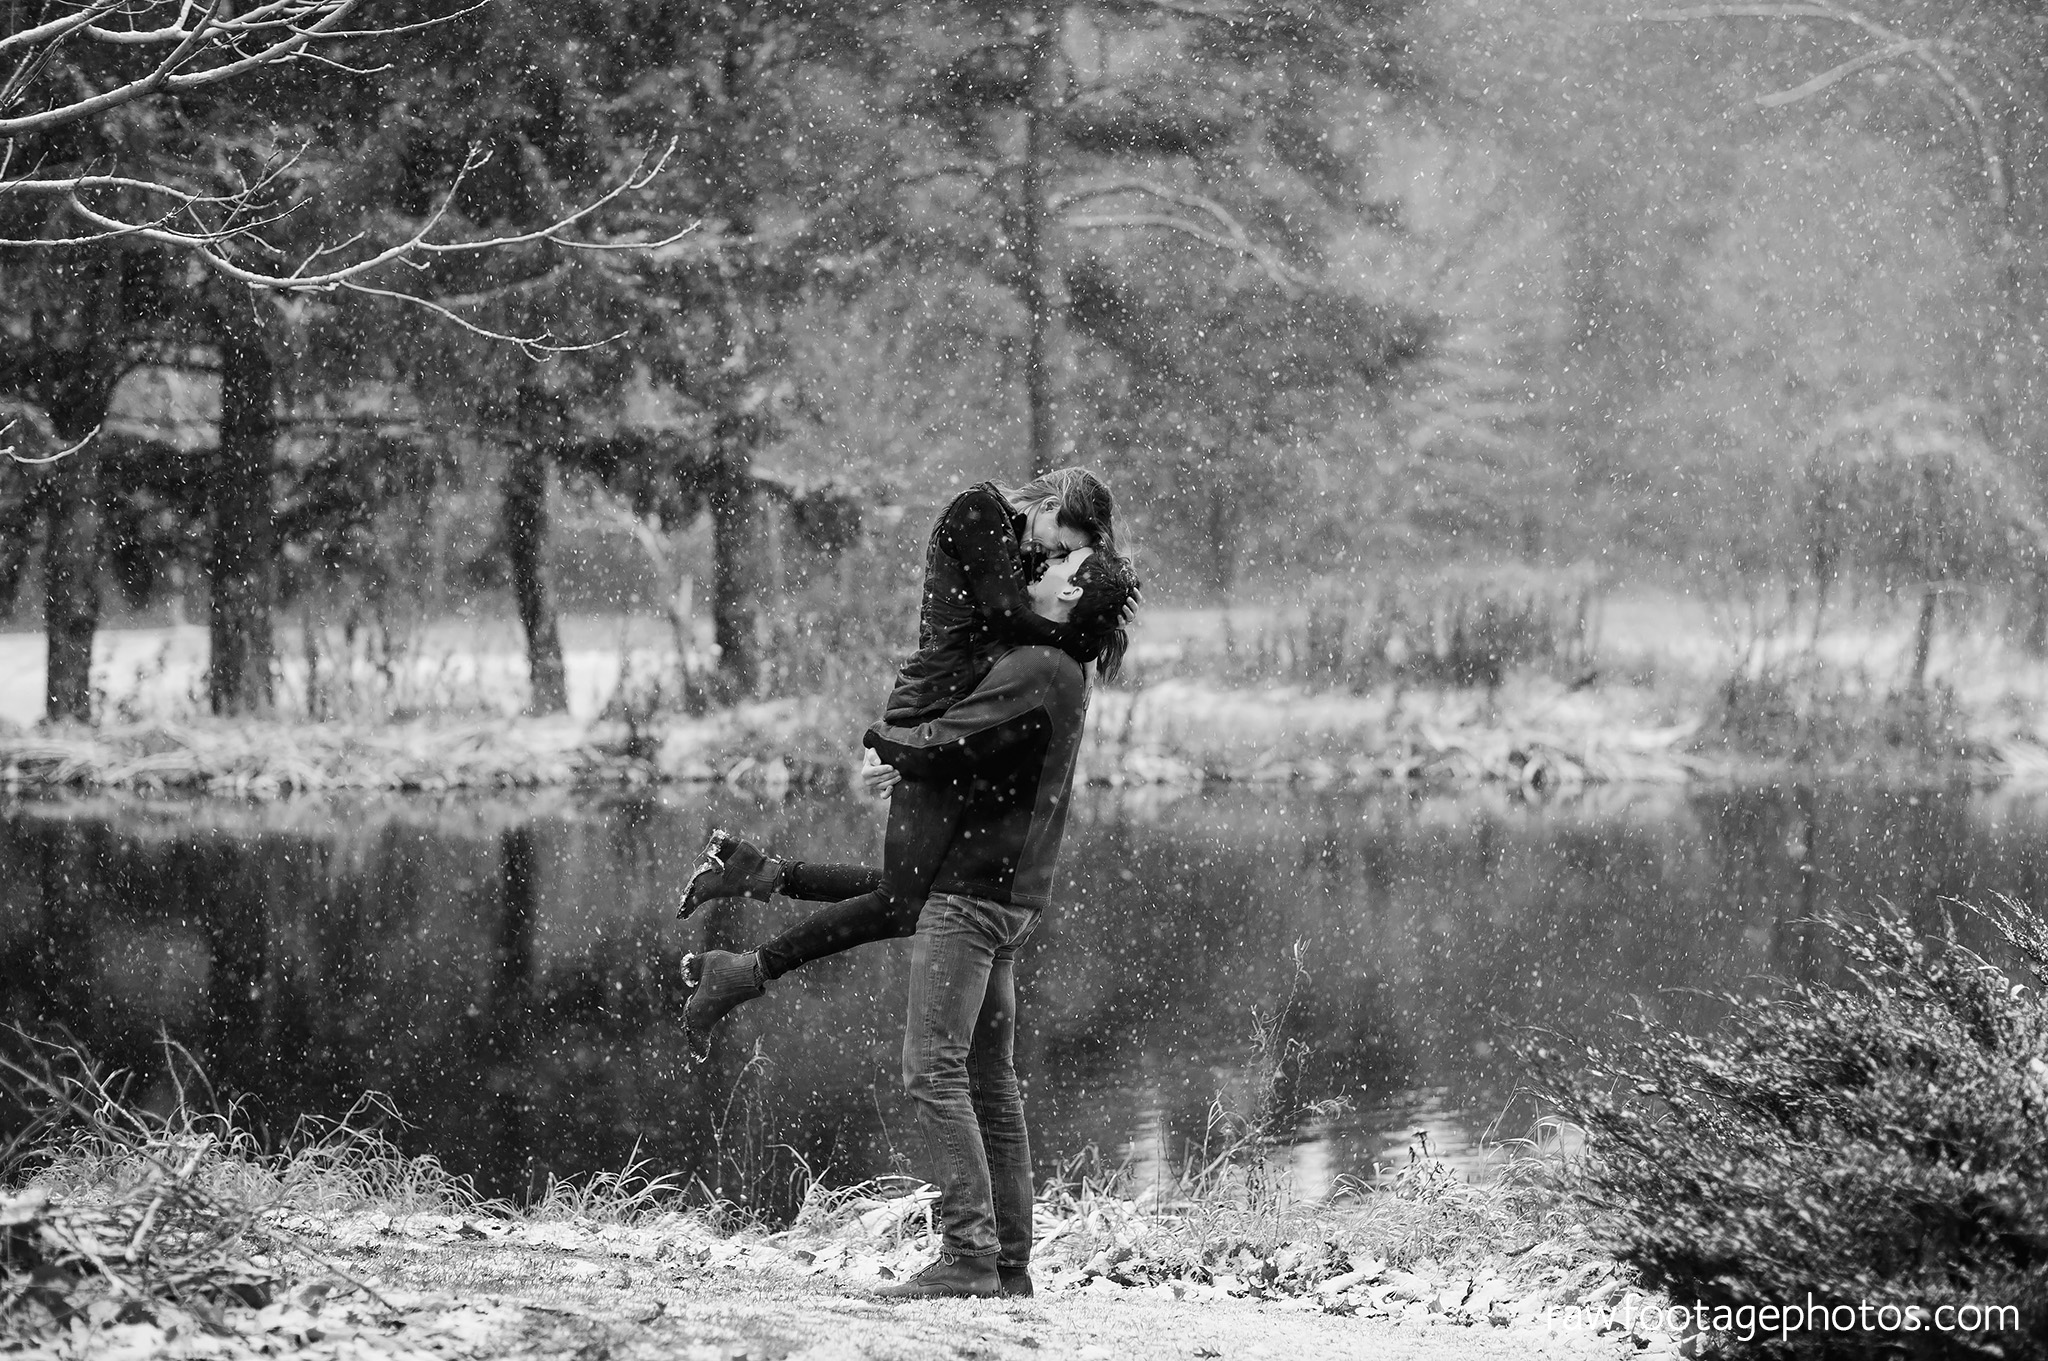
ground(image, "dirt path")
xmin=661 ymin=1284 xmax=1629 ymax=1360
xmin=299 ymin=1233 xmax=1638 ymax=1361
xmin=385 ymin=1266 xmax=1636 ymax=1361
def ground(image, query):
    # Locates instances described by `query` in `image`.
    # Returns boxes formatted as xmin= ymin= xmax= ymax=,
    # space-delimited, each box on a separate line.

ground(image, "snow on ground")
xmin=0 ymin=617 xmax=682 ymax=729
xmin=5 ymin=589 xmax=2048 ymax=742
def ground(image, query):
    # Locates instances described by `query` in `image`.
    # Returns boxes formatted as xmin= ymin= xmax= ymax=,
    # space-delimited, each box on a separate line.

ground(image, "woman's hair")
xmin=1067 ymin=551 xmax=1141 ymax=683
xmin=1006 ymin=466 xmax=1119 ymax=555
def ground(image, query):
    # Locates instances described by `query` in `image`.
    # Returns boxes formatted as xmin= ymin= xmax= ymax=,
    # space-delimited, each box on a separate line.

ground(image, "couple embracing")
xmin=675 ymin=468 xmax=1140 ymax=1301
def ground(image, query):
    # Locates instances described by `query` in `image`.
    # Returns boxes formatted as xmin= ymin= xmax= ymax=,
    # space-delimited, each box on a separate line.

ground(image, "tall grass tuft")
xmin=530 ymin=1146 xmax=685 ymax=1225
xmin=4 ymin=1033 xmax=483 ymax=1219
xmin=0 ymin=1031 xmax=480 ymax=1338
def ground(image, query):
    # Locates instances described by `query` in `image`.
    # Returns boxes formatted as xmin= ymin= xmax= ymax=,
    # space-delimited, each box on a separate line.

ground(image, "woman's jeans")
xmin=901 ymin=892 xmax=1039 ymax=1264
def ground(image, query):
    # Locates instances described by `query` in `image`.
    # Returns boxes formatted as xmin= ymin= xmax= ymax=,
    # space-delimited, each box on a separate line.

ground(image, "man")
xmin=861 ymin=546 xmax=1138 ymax=1301
xmin=679 ymin=548 xmax=1138 ymax=1299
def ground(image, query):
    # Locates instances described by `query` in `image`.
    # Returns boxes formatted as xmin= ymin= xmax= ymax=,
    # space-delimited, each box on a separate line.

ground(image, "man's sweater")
xmin=864 ymin=644 xmax=1088 ymax=910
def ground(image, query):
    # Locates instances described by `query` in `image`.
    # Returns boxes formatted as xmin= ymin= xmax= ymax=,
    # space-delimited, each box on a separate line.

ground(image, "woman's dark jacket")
xmin=882 ymin=482 xmax=1079 ymax=724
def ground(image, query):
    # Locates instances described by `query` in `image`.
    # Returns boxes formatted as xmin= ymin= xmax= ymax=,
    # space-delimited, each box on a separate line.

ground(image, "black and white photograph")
xmin=2 ymin=1 xmax=2044 ymax=1357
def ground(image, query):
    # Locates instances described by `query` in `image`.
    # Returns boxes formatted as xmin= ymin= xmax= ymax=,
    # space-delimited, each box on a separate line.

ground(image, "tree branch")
xmin=1112 ymin=0 xmax=1252 ymax=21
xmin=1062 ymin=209 xmax=1311 ymax=290
xmin=21 ymin=139 xmax=690 ymax=299
xmin=1056 ymin=176 xmax=1313 ymax=289
xmin=3 ymin=420 xmax=100 ymax=466
xmin=1628 ymin=5 xmax=1880 ymax=34
xmin=1752 ymin=38 xmax=1917 ymax=107
xmin=0 ymin=0 xmax=491 ymax=141
xmin=334 ymin=280 xmax=625 ymax=359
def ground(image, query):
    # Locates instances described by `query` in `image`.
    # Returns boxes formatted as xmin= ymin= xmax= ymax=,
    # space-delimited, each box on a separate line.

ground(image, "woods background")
xmin=8 ymin=0 xmax=2048 ymax=726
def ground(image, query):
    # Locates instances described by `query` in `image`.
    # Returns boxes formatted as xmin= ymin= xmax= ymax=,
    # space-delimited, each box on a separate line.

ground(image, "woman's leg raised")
xmin=752 ymin=777 xmax=966 ymax=978
xmin=755 ymin=890 xmax=914 ymax=979
xmin=683 ymin=781 xmax=970 ymax=1041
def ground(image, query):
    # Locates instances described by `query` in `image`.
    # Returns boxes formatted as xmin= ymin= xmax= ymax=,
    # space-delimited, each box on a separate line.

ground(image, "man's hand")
xmin=1118 ymin=583 xmax=1144 ymax=627
xmin=860 ymin=748 xmax=902 ymax=796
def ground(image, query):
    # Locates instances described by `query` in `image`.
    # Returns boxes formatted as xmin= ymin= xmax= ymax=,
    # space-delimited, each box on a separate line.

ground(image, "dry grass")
xmin=11 ymin=1041 xmax=482 ymax=1222
xmin=1015 ymin=1112 xmax=1598 ymax=1296
xmin=0 ymin=1031 xmax=731 ymax=1351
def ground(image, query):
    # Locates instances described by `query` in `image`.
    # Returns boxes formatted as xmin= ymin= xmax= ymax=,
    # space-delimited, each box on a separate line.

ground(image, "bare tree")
xmin=1800 ymin=397 xmax=2047 ymax=690
xmin=1630 ymin=5 xmax=2014 ymax=211
xmin=1626 ymin=2 xmax=2048 ymax=453
xmin=4 ymin=1 xmax=689 ymax=339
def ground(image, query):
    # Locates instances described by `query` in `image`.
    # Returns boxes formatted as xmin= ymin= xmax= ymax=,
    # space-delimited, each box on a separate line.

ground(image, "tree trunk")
xmin=208 ymin=302 xmax=278 ymax=716
xmin=669 ymin=573 xmax=695 ymax=672
xmin=1207 ymin=427 xmax=1239 ymax=596
xmin=504 ymin=438 xmax=569 ymax=716
xmin=39 ymin=257 xmax=126 ymax=726
xmin=1206 ymin=479 xmax=1236 ymax=596
xmin=710 ymin=452 xmax=761 ymax=698
xmin=1910 ymin=586 xmax=1939 ymax=692
xmin=1019 ymin=0 xmax=1066 ymax=478
xmin=42 ymin=448 xmax=102 ymax=725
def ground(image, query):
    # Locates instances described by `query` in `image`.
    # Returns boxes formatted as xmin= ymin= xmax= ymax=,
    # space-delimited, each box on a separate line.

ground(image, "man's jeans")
xmin=902 ymin=892 xmax=1038 ymax=1265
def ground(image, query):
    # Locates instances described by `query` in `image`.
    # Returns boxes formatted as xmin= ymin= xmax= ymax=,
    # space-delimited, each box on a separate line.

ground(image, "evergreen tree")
xmin=871 ymin=0 xmax=1434 ymax=556
xmin=292 ymin=1 xmax=890 ymax=704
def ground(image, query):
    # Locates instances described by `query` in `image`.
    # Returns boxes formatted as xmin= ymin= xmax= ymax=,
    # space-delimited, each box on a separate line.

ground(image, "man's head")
xmin=1027 ymin=546 xmax=1141 ymax=682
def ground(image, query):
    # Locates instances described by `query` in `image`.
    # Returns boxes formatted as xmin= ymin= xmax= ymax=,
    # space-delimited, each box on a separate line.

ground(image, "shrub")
xmin=1706 ymin=662 xmax=1979 ymax=767
xmin=1540 ymin=900 xmax=2048 ymax=1360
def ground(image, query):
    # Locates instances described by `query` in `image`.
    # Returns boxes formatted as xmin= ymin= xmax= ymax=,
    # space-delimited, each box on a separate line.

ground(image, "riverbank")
xmin=0 ymin=1028 xmax=1669 ymax=1359
xmin=2 ymin=666 xmax=2042 ymax=797
xmin=11 ymin=584 xmax=2048 ymax=796
xmin=7 ymin=1173 xmax=1662 ymax=1361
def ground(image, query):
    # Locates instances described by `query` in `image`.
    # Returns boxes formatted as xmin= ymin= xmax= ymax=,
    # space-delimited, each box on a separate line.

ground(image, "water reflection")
xmin=0 ymin=782 xmax=2032 ymax=1213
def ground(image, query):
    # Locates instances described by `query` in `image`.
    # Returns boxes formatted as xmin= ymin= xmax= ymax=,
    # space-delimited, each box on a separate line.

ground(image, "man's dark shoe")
xmin=676 ymin=830 xmax=786 ymax=920
xmin=873 ymin=1253 xmax=999 ymax=1301
xmin=997 ymin=1265 xmax=1033 ymax=1298
xmin=681 ymin=949 xmax=766 ymax=1048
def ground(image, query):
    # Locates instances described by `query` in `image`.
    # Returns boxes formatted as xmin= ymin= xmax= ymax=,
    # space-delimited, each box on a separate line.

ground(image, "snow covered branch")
xmin=0 ymin=405 xmax=98 ymax=466
xmin=0 ymin=0 xmax=420 ymax=139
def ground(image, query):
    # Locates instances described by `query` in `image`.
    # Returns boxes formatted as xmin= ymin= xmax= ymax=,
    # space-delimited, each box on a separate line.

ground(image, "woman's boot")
xmin=676 ymin=830 xmax=787 ymax=919
xmin=681 ymin=949 xmax=767 ymax=1048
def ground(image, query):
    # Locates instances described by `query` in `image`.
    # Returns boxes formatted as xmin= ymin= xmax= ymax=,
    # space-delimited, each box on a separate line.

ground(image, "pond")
xmin=0 ymin=781 xmax=2036 ymax=1215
